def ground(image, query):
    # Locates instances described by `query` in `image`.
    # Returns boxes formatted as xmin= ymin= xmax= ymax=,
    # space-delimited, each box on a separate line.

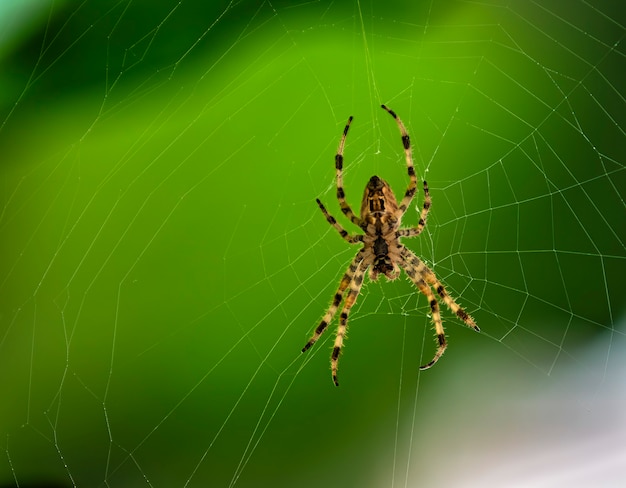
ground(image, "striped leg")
xmin=381 ymin=105 xmax=417 ymax=216
xmin=396 ymin=180 xmax=431 ymax=238
xmin=331 ymin=259 xmax=368 ymax=386
xmin=400 ymin=247 xmax=479 ymax=369
xmin=316 ymin=198 xmax=363 ymax=244
xmin=302 ymin=251 xmax=364 ymax=355
xmin=335 ymin=116 xmax=361 ymax=226
xmin=402 ymin=265 xmax=447 ymax=369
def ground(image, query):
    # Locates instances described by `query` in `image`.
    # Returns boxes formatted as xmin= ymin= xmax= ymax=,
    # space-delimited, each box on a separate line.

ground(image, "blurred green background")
xmin=1 ymin=1 xmax=624 ymax=487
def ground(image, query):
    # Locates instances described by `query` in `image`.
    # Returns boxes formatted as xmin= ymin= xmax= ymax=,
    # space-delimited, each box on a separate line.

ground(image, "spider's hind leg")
xmin=331 ymin=259 xmax=368 ymax=386
xmin=301 ymin=254 xmax=362 ymax=353
xmin=402 ymin=262 xmax=448 ymax=370
xmin=399 ymin=247 xmax=478 ymax=370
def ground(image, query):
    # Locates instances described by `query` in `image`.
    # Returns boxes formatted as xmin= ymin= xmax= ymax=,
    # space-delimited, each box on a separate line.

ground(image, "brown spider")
xmin=302 ymin=105 xmax=479 ymax=386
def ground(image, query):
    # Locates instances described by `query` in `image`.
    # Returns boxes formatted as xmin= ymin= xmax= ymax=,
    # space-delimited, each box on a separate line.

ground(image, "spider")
xmin=302 ymin=105 xmax=479 ymax=386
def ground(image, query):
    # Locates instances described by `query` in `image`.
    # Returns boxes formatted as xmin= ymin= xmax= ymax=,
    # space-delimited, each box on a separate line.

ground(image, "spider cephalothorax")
xmin=360 ymin=175 xmax=399 ymax=220
xmin=361 ymin=176 xmax=401 ymax=281
xmin=302 ymin=105 xmax=479 ymax=386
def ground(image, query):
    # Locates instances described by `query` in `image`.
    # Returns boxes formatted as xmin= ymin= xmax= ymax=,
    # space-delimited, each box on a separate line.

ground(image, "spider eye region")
xmin=368 ymin=175 xmax=384 ymax=188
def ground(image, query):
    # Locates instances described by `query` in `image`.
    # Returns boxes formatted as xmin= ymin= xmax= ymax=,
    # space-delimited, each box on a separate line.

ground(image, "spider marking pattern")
xmin=302 ymin=105 xmax=479 ymax=386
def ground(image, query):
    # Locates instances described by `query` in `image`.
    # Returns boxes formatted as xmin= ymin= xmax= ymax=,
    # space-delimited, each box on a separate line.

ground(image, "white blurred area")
xmin=464 ymin=344 xmax=626 ymax=488
xmin=391 ymin=315 xmax=626 ymax=488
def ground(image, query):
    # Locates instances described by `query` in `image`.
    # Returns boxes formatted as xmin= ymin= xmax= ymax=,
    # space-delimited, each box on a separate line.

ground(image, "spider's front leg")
xmin=335 ymin=116 xmax=362 ymax=227
xmin=316 ymin=198 xmax=363 ymax=244
xmin=381 ymin=104 xmax=417 ymax=217
xmin=396 ymin=180 xmax=431 ymax=239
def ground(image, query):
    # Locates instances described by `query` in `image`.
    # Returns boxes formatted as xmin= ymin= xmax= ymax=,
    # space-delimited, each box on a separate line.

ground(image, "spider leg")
xmin=400 ymin=247 xmax=479 ymax=369
xmin=331 ymin=259 xmax=368 ymax=386
xmin=399 ymin=253 xmax=447 ymax=369
xmin=335 ymin=116 xmax=362 ymax=227
xmin=302 ymin=251 xmax=364 ymax=355
xmin=396 ymin=180 xmax=431 ymax=238
xmin=381 ymin=105 xmax=417 ymax=217
xmin=316 ymin=198 xmax=363 ymax=244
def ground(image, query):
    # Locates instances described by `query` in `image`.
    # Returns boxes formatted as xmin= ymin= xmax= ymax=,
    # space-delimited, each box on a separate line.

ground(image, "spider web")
xmin=0 ymin=0 xmax=624 ymax=487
